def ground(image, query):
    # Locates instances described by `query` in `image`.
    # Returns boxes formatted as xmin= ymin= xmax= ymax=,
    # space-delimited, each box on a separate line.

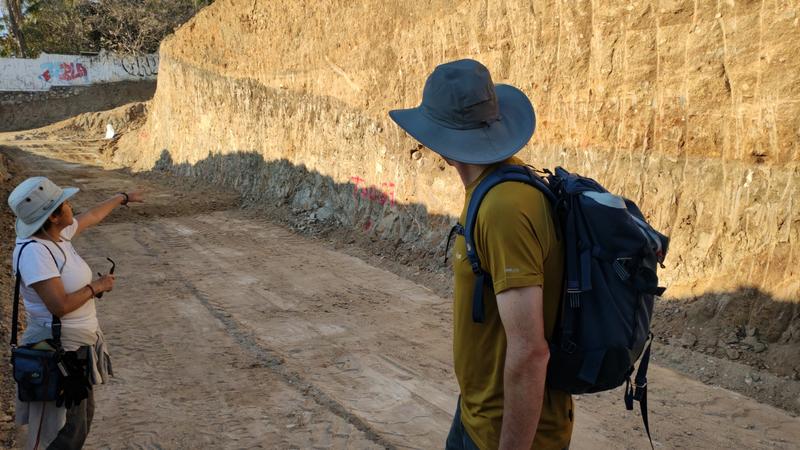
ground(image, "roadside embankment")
xmin=0 ymin=152 xmax=22 ymax=447
xmin=0 ymin=81 xmax=155 ymax=132
xmin=107 ymin=0 xmax=799 ymax=390
xmin=1 ymin=1 xmax=794 ymax=445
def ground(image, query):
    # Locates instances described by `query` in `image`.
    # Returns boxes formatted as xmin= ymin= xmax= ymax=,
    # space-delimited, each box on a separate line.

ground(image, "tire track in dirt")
xmin=122 ymin=216 xmax=456 ymax=449
xmin=129 ymin=224 xmax=398 ymax=449
xmin=78 ymin=225 xmax=383 ymax=449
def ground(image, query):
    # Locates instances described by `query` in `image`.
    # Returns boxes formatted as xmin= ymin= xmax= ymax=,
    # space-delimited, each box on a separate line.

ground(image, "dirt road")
xmin=3 ymin=141 xmax=800 ymax=449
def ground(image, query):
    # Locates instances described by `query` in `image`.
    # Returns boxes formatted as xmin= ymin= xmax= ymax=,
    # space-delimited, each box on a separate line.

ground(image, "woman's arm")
xmin=30 ymin=274 xmax=115 ymax=318
xmin=75 ymin=191 xmax=144 ymax=236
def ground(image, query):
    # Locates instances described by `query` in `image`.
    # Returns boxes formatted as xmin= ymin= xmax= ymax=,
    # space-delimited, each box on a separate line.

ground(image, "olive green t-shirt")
xmin=452 ymin=158 xmax=573 ymax=450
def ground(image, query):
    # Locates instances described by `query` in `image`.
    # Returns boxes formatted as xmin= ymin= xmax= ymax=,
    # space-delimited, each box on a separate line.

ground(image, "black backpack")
xmin=447 ymin=164 xmax=669 ymax=446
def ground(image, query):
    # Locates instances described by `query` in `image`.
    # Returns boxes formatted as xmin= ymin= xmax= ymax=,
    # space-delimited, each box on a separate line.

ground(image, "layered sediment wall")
xmin=116 ymin=0 xmax=800 ymax=304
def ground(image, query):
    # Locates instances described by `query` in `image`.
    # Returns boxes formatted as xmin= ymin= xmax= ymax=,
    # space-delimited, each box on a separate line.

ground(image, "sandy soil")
xmin=1 ymin=133 xmax=799 ymax=449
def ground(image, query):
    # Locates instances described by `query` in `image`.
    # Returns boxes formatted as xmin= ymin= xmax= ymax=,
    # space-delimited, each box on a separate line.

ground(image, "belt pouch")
xmin=12 ymin=346 xmax=63 ymax=402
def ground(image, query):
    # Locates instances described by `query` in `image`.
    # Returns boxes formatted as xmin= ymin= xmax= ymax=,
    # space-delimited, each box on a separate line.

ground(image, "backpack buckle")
xmin=470 ymin=262 xmax=482 ymax=275
xmin=633 ymin=381 xmax=647 ymax=401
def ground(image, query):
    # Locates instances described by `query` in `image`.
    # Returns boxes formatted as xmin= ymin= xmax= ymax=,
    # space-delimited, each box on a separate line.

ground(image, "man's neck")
xmin=453 ymin=162 xmax=490 ymax=188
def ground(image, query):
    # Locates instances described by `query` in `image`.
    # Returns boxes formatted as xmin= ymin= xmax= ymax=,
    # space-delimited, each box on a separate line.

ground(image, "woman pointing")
xmin=9 ymin=177 xmax=143 ymax=449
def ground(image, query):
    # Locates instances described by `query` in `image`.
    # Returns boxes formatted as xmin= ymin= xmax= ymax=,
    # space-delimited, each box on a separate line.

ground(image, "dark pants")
xmin=445 ymin=399 xmax=481 ymax=450
xmin=445 ymin=398 xmax=570 ymax=450
xmin=47 ymin=389 xmax=95 ymax=450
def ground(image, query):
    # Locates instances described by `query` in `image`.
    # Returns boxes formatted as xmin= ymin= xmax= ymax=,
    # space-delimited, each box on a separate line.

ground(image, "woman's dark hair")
xmin=35 ymin=202 xmax=65 ymax=235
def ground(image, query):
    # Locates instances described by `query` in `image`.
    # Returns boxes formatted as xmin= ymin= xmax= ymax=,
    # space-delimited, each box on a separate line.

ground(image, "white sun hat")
xmin=8 ymin=177 xmax=79 ymax=238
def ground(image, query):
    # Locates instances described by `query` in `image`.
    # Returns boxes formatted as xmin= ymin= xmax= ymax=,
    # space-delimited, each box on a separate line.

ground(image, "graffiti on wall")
xmin=351 ymin=176 xmax=396 ymax=207
xmin=121 ymin=54 xmax=159 ymax=77
xmin=0 ymin=51 xmax=159 ymax=92
xmin=39 ymin=62 xmax=89 ymax=83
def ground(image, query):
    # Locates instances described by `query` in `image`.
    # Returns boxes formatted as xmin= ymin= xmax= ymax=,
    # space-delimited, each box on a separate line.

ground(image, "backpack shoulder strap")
xmin=461 ymin=165 xmax=556 ymax=323
xmin=625 ymin=334 xmax=655 ymax=450
xmin=11 ymin=240 xmax=62 ymax=349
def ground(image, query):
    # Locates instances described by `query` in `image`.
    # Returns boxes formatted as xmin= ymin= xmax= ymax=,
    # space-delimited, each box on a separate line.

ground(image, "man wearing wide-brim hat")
xmin=390 ymin=59 xmax=573 ymax=449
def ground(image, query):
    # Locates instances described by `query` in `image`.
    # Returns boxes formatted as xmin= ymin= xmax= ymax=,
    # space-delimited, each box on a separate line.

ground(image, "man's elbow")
xmin=529 ymin=342 xmax=550 ymax=365
xmin=509 ymin=341 xmax=550 ymax=373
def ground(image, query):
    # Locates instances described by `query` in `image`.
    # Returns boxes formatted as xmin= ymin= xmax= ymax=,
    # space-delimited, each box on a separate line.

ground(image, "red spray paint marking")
xmin=350 ymin=176 xmax=396 ymax=206
xmin=59 ymin=63 xmax=88 ymax=81
xmin=39 ymin=62 xmax=88 ymax=83
xmin=351 ymin=177 xmax=397 ymax=232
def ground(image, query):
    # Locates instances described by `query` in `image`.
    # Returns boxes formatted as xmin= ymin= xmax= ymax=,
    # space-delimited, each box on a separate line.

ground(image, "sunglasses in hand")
xmin=96 ymin=257 xmax=116 ymax=299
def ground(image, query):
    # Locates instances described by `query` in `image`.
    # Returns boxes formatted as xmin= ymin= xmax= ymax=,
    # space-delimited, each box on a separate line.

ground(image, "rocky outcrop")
xmin=116 ymin=0 xmax=800 ymax=304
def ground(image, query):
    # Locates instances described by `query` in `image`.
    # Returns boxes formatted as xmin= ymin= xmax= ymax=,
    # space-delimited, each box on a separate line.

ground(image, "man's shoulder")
xmin=477 ymin=180 xmax=548 ymax=218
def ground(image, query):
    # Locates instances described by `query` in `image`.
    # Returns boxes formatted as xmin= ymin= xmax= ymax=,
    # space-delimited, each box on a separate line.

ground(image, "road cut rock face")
xmin=114 ymin=0 xmax=800 ymax=364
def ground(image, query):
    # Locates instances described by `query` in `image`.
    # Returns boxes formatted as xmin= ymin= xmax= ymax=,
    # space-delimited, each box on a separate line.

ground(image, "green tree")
xmin=1 ymin=0 xmax=213 ymax=57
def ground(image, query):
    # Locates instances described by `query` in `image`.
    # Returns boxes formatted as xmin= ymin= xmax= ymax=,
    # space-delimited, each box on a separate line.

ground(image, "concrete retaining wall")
xmin=0 ymin=52 xmax=158 ymax=92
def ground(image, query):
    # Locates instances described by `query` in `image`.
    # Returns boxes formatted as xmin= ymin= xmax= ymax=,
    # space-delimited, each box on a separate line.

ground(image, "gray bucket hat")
xmin=8 ymin=177 xmax=79 ymax=238
xmin=389 ymin=59 xmax=536 ymax=164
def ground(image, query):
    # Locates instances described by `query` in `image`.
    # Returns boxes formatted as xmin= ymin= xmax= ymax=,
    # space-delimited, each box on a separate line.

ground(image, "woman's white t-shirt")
xmin=11 ymin=220 xmax=98 ymax=332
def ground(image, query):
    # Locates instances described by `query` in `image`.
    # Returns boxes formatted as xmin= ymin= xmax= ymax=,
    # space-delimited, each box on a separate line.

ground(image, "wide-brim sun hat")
xmin=8 ymin=177 xmax=79 ymax=238
xmin=389 ymin=59 xmax=536 ymax=165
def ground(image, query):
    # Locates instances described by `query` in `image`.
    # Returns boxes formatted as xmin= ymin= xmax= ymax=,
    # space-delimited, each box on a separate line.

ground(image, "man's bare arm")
xmin=496 ymin=285 xmax=549 ymax=450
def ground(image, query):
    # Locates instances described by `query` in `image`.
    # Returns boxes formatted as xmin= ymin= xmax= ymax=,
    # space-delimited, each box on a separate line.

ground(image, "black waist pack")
xmin=12 ymin=344 xmax=65 ymax=402
xmin=10 ymin=241 xmax=66 ymax=402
